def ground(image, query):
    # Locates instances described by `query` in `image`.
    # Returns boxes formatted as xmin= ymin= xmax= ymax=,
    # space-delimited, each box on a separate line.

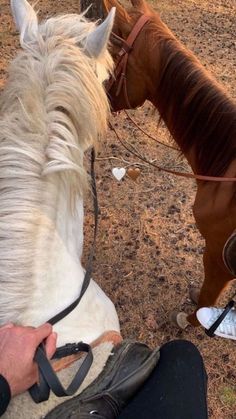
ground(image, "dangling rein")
xmin=110 ymin=121 xmax=236 ymax=182
xmin=29 ymin=148 xmax=98 ymax=403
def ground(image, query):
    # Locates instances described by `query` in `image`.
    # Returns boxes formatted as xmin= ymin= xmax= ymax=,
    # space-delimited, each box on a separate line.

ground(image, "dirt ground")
xmin=0 ymin=0 xmax=236 ymax=418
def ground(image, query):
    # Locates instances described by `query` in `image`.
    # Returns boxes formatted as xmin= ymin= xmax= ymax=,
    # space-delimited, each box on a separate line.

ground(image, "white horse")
xmin=0 ymin=0 xmax=120 ymax=416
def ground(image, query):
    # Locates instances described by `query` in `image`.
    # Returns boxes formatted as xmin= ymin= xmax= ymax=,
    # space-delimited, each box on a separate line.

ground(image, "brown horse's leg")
xmin=187 ymin=248 xmax=234 ymax=326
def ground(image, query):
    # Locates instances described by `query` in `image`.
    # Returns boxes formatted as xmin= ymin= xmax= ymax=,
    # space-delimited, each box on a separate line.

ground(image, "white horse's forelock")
xmin=0 ymin=12 xmax=113 ymax=323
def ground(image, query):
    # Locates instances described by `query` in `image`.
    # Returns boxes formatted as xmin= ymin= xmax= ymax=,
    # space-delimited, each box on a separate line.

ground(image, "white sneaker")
xmin=197 ymin=307 xmax=236 ymax=341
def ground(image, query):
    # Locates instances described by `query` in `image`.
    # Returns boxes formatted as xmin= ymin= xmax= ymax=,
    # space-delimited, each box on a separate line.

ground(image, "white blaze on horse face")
xmin=10 ymin=0 xmax=38 ymax=45
xmin=85 ymin=8 xmax=116 ymax=59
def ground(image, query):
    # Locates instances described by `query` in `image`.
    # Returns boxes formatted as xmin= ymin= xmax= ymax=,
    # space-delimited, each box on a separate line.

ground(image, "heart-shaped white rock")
xmin=112 ymin=167 xmax=126 ymax=181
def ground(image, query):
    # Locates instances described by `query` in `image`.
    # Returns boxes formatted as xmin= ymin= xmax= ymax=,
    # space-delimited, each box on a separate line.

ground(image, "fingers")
xmin=33 ymin=323 xmax=53 ymax=346
xmin=0 ymin=323 xmax=14 ymax=331
xmin=45 ymin=332 xmax=57 ymax=359
xmin=0 ymin=323 xmax=57 ymax=358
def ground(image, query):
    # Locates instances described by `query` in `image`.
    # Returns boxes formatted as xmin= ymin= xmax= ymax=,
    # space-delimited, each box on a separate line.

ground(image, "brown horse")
xmin=103 ymin=0 xmax=236 ymax=327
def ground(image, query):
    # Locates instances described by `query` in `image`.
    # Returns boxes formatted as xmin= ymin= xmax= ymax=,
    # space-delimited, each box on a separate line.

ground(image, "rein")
xmin=124 ymin=110 xmax=179 ymax=151
xmin=29 ymin=148 xmax=98 ymax=403
xmin=110 ymin=121 xmax=236 ymax=182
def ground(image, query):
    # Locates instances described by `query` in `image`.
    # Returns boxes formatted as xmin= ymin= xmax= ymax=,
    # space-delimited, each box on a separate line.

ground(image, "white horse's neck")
xmin=0 ymin=6 xmax=119 ymax=347
xmin=19 ymin=178 xmax=119 ymax=346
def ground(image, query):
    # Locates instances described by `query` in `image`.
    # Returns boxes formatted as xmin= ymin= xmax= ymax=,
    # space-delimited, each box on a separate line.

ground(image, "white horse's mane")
xmin=0 ymin=12 xmax=113 ymax=323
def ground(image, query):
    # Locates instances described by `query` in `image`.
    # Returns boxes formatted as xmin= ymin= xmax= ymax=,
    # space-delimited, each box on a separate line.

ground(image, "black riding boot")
xmin=45 ymin=340 xmax=160 ymax=419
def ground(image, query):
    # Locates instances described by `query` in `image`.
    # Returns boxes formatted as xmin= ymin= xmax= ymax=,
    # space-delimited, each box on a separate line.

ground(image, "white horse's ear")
xmin=85 ymin=7 xmax=116 ymax=58
xmin=10 ymin=0 xmax=38 ymax=43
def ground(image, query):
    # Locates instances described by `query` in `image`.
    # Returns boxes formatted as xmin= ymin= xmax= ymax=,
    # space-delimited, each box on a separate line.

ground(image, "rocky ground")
xmin=0 ymin=0 xmax=236 ymax=417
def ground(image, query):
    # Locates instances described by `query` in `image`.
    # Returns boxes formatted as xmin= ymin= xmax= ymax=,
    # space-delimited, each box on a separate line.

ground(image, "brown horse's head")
xmin=103 ymin=0 xmax=166 ymax=110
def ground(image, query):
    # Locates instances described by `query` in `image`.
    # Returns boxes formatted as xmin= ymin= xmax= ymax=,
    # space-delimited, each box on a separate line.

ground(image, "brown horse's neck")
xmin=147 ymin=21 xmax=236 ymax=176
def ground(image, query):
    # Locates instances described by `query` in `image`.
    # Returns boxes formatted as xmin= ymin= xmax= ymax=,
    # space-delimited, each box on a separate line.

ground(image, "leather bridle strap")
xmin=30 ymin=343 xmax=93 ymax=402
xmin=106 ymin=15 xmax=150 ymax=108
xmin=29 ymin=148 xmax=98 ymax=403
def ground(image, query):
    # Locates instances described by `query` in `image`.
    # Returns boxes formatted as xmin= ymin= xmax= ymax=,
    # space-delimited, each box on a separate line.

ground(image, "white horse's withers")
xmin=0 ymin=0 xmax=119 ymax=349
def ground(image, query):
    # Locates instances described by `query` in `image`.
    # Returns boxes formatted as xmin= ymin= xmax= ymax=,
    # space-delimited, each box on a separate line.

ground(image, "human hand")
xmin=0 ymin=323 xmax=57 ymax=396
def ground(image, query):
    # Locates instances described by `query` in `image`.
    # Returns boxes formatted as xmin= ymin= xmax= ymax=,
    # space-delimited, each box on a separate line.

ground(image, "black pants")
xmin=118 ymin=340 xmax=208 ymax=419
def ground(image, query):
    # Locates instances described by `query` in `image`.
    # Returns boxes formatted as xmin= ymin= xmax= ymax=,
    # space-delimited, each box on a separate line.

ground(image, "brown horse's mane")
xmin=149 ymin=20 xmax=236 ymax=176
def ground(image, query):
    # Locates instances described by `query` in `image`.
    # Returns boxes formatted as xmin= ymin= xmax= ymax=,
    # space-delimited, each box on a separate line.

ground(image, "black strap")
xmin=29 ymin=148 xmax=98 ymax=403
xmin=52 ymin=342 xmax=87 ymax=359
xmin=205 ymin=300 xmax=235 ymax=337
xmin=0 ymin=375 xmax=11 ymax=416
xmin=29 ymin=343 xmax=93 ymax=403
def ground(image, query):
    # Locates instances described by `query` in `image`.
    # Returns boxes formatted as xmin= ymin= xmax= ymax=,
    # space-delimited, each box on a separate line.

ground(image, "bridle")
xmin=106 ymin=15 xmax=150 ymax=109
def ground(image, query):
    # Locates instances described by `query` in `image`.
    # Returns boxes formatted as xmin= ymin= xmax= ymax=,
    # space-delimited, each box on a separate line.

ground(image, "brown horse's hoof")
xmin=189 ymin=287 xmax=200 ymax=304
xmin=187 ymin=312 xmax=201 ymax=327
xmin=169 ymin=311 xmax=190 ymax=330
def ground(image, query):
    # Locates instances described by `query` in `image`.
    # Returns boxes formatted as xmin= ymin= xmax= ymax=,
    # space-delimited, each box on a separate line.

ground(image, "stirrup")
xmin=205 ymin=300 xmax=235 ymax=338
